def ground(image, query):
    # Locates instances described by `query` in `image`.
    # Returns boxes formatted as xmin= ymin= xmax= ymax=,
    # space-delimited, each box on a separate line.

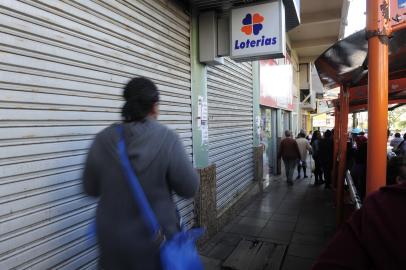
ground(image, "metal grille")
xmin=207 ymin=58 xmax=254 ymax=210
xmin=0 ymin=0 xmax=192 ymax=268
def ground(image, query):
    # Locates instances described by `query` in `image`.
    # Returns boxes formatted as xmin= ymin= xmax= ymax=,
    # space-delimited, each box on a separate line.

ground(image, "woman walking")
xmin=83 ymin=77 xmax=199 ymax=269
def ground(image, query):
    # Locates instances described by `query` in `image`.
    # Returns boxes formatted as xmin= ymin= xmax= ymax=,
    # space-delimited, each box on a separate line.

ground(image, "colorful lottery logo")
xmin=241 ymin=13 xmax=264 ymax=36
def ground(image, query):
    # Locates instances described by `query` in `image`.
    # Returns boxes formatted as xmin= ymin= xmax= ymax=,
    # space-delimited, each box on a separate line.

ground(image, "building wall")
xmin=285 ymin=35 xmax=300 ymax=135
xmin=291 ymin=52 xmax=301 ymax=135
xmin=0 ymin=0 xmax=193 ymax=268
xmin=0 ymin=1 xmax=259 ymax=267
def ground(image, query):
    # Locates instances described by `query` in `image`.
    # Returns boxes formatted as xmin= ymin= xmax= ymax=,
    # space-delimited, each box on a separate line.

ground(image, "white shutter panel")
xmin=0 ymin=0 xmax=192 ymax=268
xmin=207 ymin=58 xmax=254 ymax=210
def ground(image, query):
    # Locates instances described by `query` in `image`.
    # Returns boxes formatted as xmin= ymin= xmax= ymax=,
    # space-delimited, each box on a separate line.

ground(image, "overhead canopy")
xmin=347 ymin=77 xmax=406 ymax=112
xmin=315 ymin=28 xmax=406 ymax=90
xmin=288 ymin=0 xmax=345 ymax=62
xmin=185 ymin=0 xmax=300 ymax=31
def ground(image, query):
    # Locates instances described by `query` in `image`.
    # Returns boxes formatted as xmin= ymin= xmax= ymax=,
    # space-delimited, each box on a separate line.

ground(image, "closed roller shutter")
xmin=207 ymin=58 xmax=254 ymax=210
xmin=0 ymin=0 xmax=192 ymax=269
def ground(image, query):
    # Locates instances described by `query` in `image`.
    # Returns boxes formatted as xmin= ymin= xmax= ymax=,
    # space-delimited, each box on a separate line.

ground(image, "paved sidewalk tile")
xmin=282 ymin=255 xmax=314 ymax=270
xmin=259 ymin=228 xmax=293 ymax=243
xmin=238 ymin=216 xmax=269 ymax=227
xmin=201 ymin=170 xmax=336 ymax=270
xmin=200 ymin=256 xmax=222 ymax=270
xmin=263 ymin=220 xmax=296 ymax=232
xmin=226 ymin=224 xmax=263 ymax=237
xmin=287 ymin=243 xmax=324 ymax=259
xmin=291 ymin=232 xmax=329 ymax=245
xmin=271 ymin=214 xmax=299 ymax=223
xmin=239 ymin=209 xmax=274 ymax=219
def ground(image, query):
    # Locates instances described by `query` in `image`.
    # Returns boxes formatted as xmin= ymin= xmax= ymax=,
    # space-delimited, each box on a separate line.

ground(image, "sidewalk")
xmin=200 ymin=171 xmax=336 ymax=270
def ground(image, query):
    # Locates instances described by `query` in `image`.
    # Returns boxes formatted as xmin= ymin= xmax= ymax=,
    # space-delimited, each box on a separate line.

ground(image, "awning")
xmin=185 ymin=0 xmax=300 ymax=31
xmin=315 ymin=28 xmax=406 ymax=89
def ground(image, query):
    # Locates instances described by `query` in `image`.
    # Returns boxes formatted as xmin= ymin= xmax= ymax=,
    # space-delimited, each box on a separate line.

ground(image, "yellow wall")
xmin=307 ymin=112 xmax=312 ymax=131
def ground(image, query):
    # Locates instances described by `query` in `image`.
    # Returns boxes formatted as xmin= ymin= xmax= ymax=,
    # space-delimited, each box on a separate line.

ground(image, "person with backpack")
xmin=83 ymin=77 xmax=200 ymax=270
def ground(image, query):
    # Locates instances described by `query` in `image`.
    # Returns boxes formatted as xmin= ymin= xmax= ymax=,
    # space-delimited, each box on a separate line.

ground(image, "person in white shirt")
xmin=296 ymin=132 xmax=312 ymax=179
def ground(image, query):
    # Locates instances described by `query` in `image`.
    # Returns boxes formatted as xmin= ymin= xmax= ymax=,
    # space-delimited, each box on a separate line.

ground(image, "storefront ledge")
xmin=195 ymin=164 xmax=217 ymax=244
xmin=254 ymin=146 xmax=264 ymax=190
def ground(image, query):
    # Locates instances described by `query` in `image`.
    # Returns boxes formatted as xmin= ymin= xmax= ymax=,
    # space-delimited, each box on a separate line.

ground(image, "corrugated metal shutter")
xmin=207 ymin=58 xmax=254 ymax=210
xmin=0 ymin=0 xmax=192 ymax=269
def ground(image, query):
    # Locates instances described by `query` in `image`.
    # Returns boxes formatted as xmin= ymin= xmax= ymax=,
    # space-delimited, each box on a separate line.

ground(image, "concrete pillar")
xmin=271 ymin=109 xmax=278 ymax=175
xmin=190 ymin=14 xmax=217 ymax=240
xmin=252 ymin=61 xmax=260 ymax=148
xmin=252 ymin=61 xmax=263 ymax=184
xmin=191 ymin=15 xmax=209 ymax=169
xmin=276 ymin=109 xmax=283 ymax=174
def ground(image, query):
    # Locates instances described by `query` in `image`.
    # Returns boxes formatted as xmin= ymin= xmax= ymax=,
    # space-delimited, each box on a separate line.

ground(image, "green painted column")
xmin=277 ymin=109 xmax=283 ymax=136
xmin=252 ymin=61 xmax=260 ymax=147
xmin=190 ymin=13 xmax=209 ymax=169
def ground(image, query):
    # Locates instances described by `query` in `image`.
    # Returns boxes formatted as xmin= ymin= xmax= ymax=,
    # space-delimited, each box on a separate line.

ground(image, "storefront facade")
xmin=0 ymin=0 xmax=264 ymax=268
xmin=259 ymin=48 xmax=298 ymax=176
xmin=0 ymin=0 xmax=195 ymax=268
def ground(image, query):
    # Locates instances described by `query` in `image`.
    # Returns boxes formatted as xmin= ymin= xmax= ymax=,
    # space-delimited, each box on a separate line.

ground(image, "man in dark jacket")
xmin=312 ymin=156 xmax=406 ymax=270
xmin=278 ymin=130 xmax=301 ymax=185
xmin=319 ymin=130 xmax=334 ymax=189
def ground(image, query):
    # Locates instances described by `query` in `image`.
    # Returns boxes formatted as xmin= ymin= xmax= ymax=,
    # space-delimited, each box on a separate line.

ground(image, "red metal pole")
xmin=336 ymin=86 xmax=349 ymax=225
xmin=366 ymin=0 xmax=390 ymax=194
xmin=390 ymin=21 xmax=406 ymax=35
xmin=332 ymin=105 xmax=340 ymax=189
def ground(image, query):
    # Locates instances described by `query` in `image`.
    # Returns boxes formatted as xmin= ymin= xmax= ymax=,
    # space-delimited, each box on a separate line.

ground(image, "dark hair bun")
xmin=122 ymin=77 xmax=159 ymax=122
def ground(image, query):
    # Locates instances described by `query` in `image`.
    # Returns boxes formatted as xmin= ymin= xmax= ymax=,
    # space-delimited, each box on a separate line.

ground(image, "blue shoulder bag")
xmin=116 ymin=125 xmax=204 ymax=270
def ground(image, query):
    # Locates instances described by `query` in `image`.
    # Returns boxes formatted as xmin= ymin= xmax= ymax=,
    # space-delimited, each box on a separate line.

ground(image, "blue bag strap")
xmin=176 ymin=208 xmax=186 ymax=231
xmin=115 ymin=125 xmax=161 ymax=237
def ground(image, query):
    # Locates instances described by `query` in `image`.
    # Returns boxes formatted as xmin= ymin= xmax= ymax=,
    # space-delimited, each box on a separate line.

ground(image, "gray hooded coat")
xmin=83 ymin=118 xmax=199 ymax=270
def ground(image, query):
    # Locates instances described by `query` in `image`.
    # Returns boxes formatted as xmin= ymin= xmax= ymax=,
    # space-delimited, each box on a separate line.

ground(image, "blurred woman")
xmin=83 ymin=77 xmax=199 ymax=269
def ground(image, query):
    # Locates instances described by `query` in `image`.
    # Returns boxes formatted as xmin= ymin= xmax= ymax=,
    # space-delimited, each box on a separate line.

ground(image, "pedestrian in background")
xmin=296 ymin=132 xmax=312 ymax=179
xmin=319 ymin=129 xmax=334 ymax=189
xmin=278 ymin=130 xmax=301 ymax=186
xmin=306 ymin=131 xmax=313 ymax=142
xmin=311 ymin=130 xmax=324 ymax=185
xmin=390 ymin=132 xmax=403 ymax=151
xmin=394 ymin=133 xmax=406 ymax=156
xmin=83 ymin=77 xmax=199 ymax=270
xmin=351 ymin=137 xmax=368 ymax=201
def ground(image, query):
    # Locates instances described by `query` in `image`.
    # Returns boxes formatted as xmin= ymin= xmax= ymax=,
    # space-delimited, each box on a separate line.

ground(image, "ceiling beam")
xmin=292 ymin=36 xmax=338 ymax=49
xmin=299 ymin=55 xmax=320 ymax=63
xmin=301 ymin=9 xmax=342 ymax=25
